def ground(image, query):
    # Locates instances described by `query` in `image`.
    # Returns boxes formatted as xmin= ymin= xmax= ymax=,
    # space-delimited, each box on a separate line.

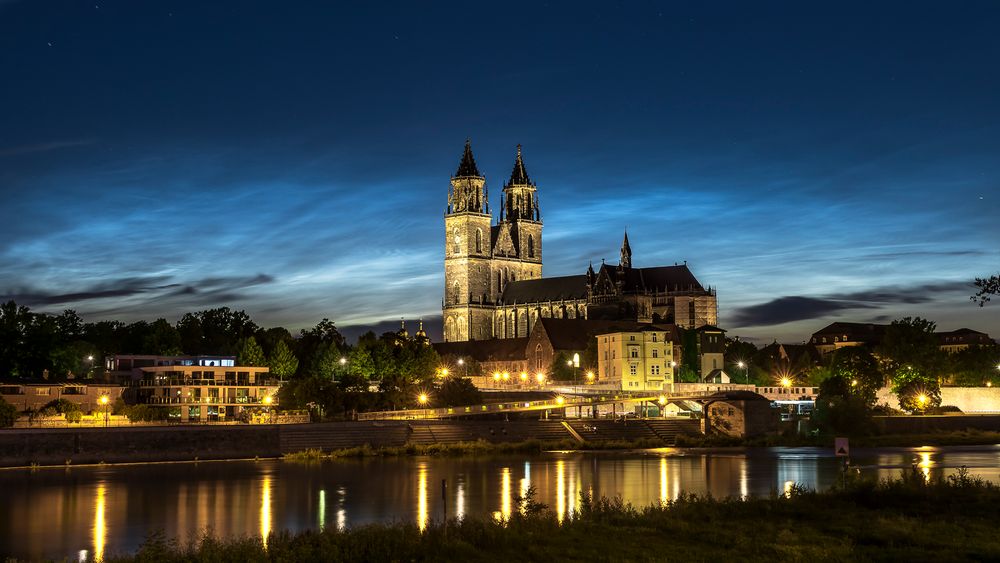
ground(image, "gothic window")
xmin=535 ymin=344 xmax=543 ymax=370
xmin=452 ymin=228 xmax=460 ymax=254
xmin=497 ymin=272 xmax=502 ymax=291
xmin=452 ymin=282 xmax=460 ymax=305
xmin=528 ymin=234 xmax=535 ymax=258
xmin=475 ymin=229 xmax=482 ymax=254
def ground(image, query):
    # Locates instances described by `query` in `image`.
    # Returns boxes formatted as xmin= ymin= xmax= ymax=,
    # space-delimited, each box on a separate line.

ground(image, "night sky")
xmin=2 ymin=1 xmax=998 ymax=343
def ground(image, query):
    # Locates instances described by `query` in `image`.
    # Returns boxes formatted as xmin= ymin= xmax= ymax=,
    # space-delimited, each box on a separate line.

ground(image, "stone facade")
xmin=596 ymin=328 xmax=678 ymax=391
xmin=442 ymin=141 xmax=719 ymax=343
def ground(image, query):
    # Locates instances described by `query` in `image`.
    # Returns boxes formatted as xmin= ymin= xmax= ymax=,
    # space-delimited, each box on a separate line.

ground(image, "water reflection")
xmin=5 ymin=446 xmax=1000 ymax=561
xmin=260 ymin=475 xmax=272 ymax=548
xmin=318 ymin=489 xmax=326 ymax=530
xmin=93 ymin=483 xmax=106 ymax=562
xmin=416 ymin=462 xmax=428 ymax=531
xmin=556 ymin=459 xmax=566 ymax=522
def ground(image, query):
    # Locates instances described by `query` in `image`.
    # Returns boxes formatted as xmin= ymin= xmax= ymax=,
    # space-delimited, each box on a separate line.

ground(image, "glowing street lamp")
xmin=737 ymin=361 xmax=749 ymax=384
xmin=780 ymin=377 xmax=792 ymax=389
xmin=418 ymin=393 xmax=429 ymax=406
xmin=586 ymin=371 xmax=595 ymax=383
xmin=555 ymin=396 xmax=565 ymax=406
xmin=99 ymin=395 xmax=109 ymax=427
xmin=493 ymin=372 xmax=502 ymax=383
xmin=519 ymin=372 xmax=528 ymax=383
xmin=535 ymin=372 xmax=546 ymax=386
xmin=440 ymin=367 xmax=449 ymax=377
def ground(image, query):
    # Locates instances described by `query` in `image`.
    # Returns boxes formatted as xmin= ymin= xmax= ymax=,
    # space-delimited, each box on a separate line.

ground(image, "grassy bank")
xmin=281 ymin=438 xmax=668 ymax=460
xmin=102 ymin=470 xmax=1000 ymax=562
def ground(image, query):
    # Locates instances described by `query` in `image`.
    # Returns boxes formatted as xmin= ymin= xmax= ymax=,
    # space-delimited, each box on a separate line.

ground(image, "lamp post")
xmin=737 ymin=361 xmax=749 ymax=385
xmin=263 ymin=395 xmax=274 ymax=424
xmin=99 ymin=395 xmax=109 ymax=427
xmin=457 ymin=357 xmax=466 ymax=377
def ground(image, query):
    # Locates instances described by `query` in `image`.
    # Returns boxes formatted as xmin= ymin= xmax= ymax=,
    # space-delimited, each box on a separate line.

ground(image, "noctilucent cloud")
xmin=1 ymin=1 xmax=998 ymax=343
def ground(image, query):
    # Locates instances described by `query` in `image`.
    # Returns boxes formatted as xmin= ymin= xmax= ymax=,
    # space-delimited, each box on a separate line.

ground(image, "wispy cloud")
xmin=0 ymin=139 xmax=96 ymax=158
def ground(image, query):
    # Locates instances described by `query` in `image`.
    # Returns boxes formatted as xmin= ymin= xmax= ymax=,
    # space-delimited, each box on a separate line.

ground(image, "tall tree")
xmin=236 ymin=337 xmax=267 ymax=367
xmin=875 ymin=317 xmax=943 ymax=381
xmin=829 ymin=347 xmax=883 ymax=407
xmin=268 ymin=340 xmax=299 ymax=378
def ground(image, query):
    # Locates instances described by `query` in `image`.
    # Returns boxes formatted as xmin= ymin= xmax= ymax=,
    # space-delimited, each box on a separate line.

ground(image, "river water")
xmin=2 ymin=445 xmax=999 ymax=561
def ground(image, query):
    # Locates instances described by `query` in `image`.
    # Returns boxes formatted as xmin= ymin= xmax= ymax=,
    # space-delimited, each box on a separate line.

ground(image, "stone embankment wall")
xmin=876 ymin=387 xmax=1000 ymax=412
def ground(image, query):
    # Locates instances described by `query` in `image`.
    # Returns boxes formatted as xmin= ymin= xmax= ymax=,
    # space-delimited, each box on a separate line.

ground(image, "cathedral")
xmin=442 ymin=141 xmax=718 ymax=343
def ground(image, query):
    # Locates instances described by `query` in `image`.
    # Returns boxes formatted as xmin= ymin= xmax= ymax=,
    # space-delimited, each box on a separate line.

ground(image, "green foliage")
xmin=897 ymin=379 xmax=942 ymax=413
xmin=549 ymin=351 xmax=576 ymax=381
xmin=679 ymin=328 xmax=700 ymax=381
xmin=812 ymin=375 xmax=875 ymax=436
xmin=309 ymin=342 xmax=342 ymax=379
xmin=0 ymin=396 xmax=17 ymax=428
xmin=65 ymin=410 xmax=83 ymax=423
xmin=943 ymin=345 xmax=1000 ymax=386
xmin=829 ymin=347 xmax=882 ymax=406
xmin=177 ymin=307 xmax=259 ymax=355
xmin=435 ymin=377 xmax=483 ymax=407
xmin=122 ymin=404 xmax=169 ymax=422
xmin=236 ymin=336 xmax=267 ymax=367
xmin=268 ymin=340 xmax=299 ymax=378
xmin=877 ymin=317 xmax=943 ymax=380
xmin=41 ymin=398 xmax=82 ymax=414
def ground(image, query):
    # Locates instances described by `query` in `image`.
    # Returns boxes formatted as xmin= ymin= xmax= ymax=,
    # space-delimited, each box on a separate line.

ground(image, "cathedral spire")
xmin=620 ymin=230 xmax=632 ymax=269
xmin=455 ymin=139 xmax=482 ymax=178
xmin=508 ymin=144 xmax=531 ymax=186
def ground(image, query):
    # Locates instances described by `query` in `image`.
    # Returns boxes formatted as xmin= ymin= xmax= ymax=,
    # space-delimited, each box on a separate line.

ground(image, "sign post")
xmin=835 ymin=437 xmax=850 ymax=488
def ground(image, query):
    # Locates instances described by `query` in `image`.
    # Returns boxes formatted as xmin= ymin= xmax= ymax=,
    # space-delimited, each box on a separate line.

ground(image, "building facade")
xmin=596 ymin=327 xmax=678 ymax=391
xmin=130 ymin=365 xmax=278 ymax=422
xmin=442 ymin=141 xmax=718 ymax=342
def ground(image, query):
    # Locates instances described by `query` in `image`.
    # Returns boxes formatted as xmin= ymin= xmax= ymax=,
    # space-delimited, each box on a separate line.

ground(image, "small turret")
xmin=620 ymin=230 xmax=632 ymax=269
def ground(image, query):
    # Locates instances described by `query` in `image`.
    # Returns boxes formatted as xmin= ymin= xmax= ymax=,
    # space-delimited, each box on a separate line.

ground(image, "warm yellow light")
xmin=418 ymin=393 xmax=428 ymax=405
xmin=586 ymin=371 xmax=595 ymax=381
xmin=536 ymin=373 xmax=545 ymax=384
xmin=519 ymin=372 xmax=528 ymax=381
xmin=657 ymin=395 xmax=667 ymax=405
xmin=555 ymin=396 xmax=565 ymax=406
xmin=99 ymin=395 xmax=109 ymax=405
xmin=263 ymin=395 xmax=273 ymax=405
xmin=566 ymin=360 xmax=573 ymax=367
xmin=988 ymin=381 xmax=994 ymax=388
xmin=502 ymin=372 xmax=510 ymax=381
xmin=440 ymin=368 xmax=449 ymax=377
xmin=339 ymin=357 xmax=347 ymax=365
xmin=780 ymin=377 xmax=791 ymax=388
xmin=737 ymin=361 xmax=745 ymax=368
xmin=917 ymin=394 xmax=928 ymax=405
xmin=493 ymin=372 xmax=501 ymax=381
xmin=851 ymin=379 xmax=858 ymax=387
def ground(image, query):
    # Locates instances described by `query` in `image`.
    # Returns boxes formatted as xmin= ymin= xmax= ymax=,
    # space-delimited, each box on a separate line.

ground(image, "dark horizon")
xmin=2 ymin=1 xmax=998 ymax=343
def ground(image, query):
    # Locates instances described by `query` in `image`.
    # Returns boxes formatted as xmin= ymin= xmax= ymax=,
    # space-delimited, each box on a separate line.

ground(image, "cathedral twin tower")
xmin=443 ymin=141 xmax=542 ymax=342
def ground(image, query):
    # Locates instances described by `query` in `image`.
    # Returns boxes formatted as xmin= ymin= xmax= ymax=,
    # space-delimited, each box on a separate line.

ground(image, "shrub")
xmin=0 ymin=396 xmax=17 ymax=428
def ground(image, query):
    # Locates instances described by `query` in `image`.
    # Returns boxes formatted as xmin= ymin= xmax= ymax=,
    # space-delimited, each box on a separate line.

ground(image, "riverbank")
xmin=675 ymin=428 xmax=1000 ymax=448
xmin=94 ymin=471 xmax=1000 ymax=562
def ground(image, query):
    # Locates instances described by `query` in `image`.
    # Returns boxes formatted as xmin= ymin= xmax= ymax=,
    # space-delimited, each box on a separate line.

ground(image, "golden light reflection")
xmin=919 ymin=452 xmax=932 ymax=481
xmin=260 ymin=475 xmax=272 ymax=549
xmin=556 ymin=459 xmax=566 ymax=523
xmin=501 ymin=467 xmax=512 ymax=520
xmin=318 ymin=489 xmax=326 ymax=530
xmin=337 ymin=487 xmax=347 ymax=531
xmin=739 ymin=459 xmax=749 ymax=498
xmin=783 ymin=480 xmax=795 ymax=499
xmin=93 ymin=483 xmax=106 ymax=563
xmin=456 ymin=480 xmax=465 ymax=521
xmin=659 ymin=457 xmax=668 ymax=504
xmin=518 ymin=462 xmax=531 ymax=514
xmin=417 ymin=463 xmax=428 ymax=532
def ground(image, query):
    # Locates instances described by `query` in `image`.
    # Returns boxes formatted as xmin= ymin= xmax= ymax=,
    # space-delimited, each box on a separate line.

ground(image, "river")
xmin=2 ymin=445 xmax=999 ymax=561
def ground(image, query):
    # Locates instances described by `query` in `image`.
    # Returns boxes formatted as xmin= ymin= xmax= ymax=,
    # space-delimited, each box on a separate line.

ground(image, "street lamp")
xmin=520 ymin=372 xmax=528 ymax=385
xmin=99 ymin=395 xmax=109 ymax=427
xmin=263 ymin=395 xmax=274 ymax=424
xmin=418 ymin=393 xmax=428 ymax=406
xmin=586 ymin=371 xmax=595 ymax=384
xmin=737 ymin=361 xmax=749 ymax=385
xmin=780 ymin=377 xmax=792 ymax=389
xmin=535 ymin=372 xmax=546 ymax=386
xmin=916 ymin=393 xmax=928 ymax=413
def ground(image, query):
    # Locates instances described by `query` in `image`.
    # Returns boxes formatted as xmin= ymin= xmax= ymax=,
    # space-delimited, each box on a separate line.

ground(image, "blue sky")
xmin=1 ymin=1 xmax=998 ymax=343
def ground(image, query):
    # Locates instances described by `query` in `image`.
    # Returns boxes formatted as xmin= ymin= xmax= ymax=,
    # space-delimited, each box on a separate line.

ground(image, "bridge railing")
xmin=357 ymin=392 xmax=667 ymax=421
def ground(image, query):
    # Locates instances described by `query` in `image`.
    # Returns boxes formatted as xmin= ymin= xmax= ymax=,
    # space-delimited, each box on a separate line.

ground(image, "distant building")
xmin=0 ymin=380 xmax=122 ymax=412
xmin=937 ymin=328 xmax=994 ymax=353
xmin=810 ymin=322 xmax=994 ymax=356
xmin=441 ymin=141 xmax=718 ymax=342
